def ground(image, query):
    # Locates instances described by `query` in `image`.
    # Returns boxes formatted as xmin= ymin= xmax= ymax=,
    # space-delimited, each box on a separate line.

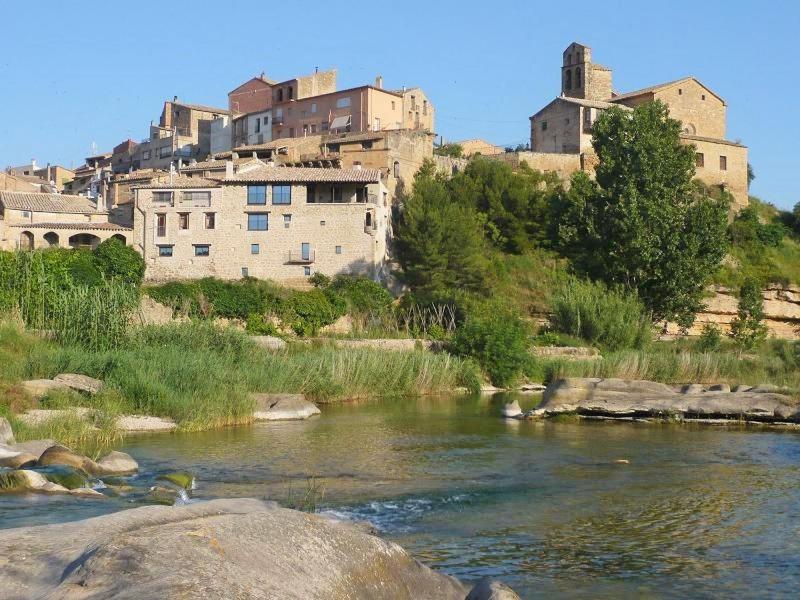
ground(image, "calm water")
xmin=2 ymin=393 xmax=800 ymax=598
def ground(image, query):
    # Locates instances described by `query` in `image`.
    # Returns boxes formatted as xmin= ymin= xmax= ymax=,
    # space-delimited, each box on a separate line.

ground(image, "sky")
xmin=1 ymin=1 xmax=797 ymax=209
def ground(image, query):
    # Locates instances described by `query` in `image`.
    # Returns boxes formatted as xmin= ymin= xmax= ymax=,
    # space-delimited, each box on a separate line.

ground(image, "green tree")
xmin=433 ymin=143 xmax=463 ymax=158
xmin=394 ymin=163 xmax=489 ymax=302
xmin=729 ymin=278 xmax=768 ymax=350
xmin=93 ymin=238 xmax=145 ymax=286
xmin=553 ymin=101 xmax=730 ymax=325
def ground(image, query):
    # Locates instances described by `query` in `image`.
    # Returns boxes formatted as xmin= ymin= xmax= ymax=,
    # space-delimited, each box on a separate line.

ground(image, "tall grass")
xmin=548 ymin=277 xmax=653 ymax=351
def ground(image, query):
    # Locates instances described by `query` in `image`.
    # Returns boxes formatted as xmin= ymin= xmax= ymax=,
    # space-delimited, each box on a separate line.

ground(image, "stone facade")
xmin=529 ymin=42 xmax=749 ymax=210
xmin=132 ymin=167 xmax=389 ymax=285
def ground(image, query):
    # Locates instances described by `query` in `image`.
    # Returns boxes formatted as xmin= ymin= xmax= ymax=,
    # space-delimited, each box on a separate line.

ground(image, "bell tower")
xmin=561 ymin=42 xmax=612 ymax=101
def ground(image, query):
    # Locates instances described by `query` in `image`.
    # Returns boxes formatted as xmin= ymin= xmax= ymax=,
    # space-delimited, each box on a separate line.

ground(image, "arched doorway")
xmin=111 ymin=234 xmax=127 ymax=244
xmin=68 ymin=233 xmax=101 ymax=249
xmin=19 ymin=231 xmax=34 ymax=250
xmin=43 ymin=232 xmax=60 ymax=247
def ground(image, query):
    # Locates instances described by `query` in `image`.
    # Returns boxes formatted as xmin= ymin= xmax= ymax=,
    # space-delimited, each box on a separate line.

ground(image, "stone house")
xmin=132 ymin=165 xmax=389 ymax=285
xmin=455 ymin=139 xmax=504 ymax=157
xmin=528 ymin=42 xmax=749 ymax=209
xmin=62 ymin=152 xmax=113 ymax=201
xmin=227 ymin=70 xmax=337 ymax=115
xmin=0 ymin=191 xmax=132 ymax=250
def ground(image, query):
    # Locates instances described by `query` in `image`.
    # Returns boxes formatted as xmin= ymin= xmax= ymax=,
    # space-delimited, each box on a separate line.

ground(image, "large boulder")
xmin=11 ymin=439 xmax=57 ymax=460
xmin=0 ymin=447 xmax=37 ymax=469
xmin=251 ymin=335 xmax=288 ymax=351
xmin=53 ymin=373 xmax=104 ymax=395
xmin=533 ymin=377 xmax=800 ymax=423
xmin=0 ymin=498 xmax=470 ymax=599
xmin=252 ymin=393 xmax=321 ymax=421
xmin=467 ymin=578 xmax=522 ymax=600
xmin=96 ymin=450 xmax=139 ymax=475
xmin=0 ymin=469 xmax=65 ymax=493
xmin=19 ymin=379 xmax=68 ymax=399
xmin=37 ymin=444 xmax=99 ymax=475
xmin=0 ymin=416 xmax=14 ymax=445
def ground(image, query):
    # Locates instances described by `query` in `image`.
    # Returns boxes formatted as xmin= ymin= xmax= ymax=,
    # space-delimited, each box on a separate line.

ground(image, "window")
xmin=247 ymin=185 xmax=267 ymax=205
xmin=423 ymin=100 xmax=428 ymax=115
xmin=391 ymin=101 xmax=395 ymax=110
xmin=251 ymin=243 xmax=260 ymax=255
xmin=336 ymin=97 xmax=351 ymax=108
xmin=158 ymin=245 xmax=173 ymax=257
xmin=156 ymin=213 xmax=166 ymax=237
xmin=289 ymin=128 xmax=295 ymax=138
xmin=565 ymin=70 xmax=572 ymax=90
xmin=331 ymin=186 xmax=342 ymax=203
xmin=696 ymin=153 xmax=705 ymax=168
xmin=205 ymin=212 xmax=215 ymax=229
xmin=272 ymin=185 xmax=291 ymax=204
xmin=179 ymin=213 xmax=189 ymax=230
xmin=304 ymin=266 xmax=311 ymax=276
xmin=321 ymin=121 xmax=329 ymax=131
xmin=320 ymin=220 xmax=326 ymax=226
xmin=575 ymin=67 xmax=582 ymax=87
xmin=142 ymin=150 xmax=152 ymax=160
xmin=702 ymin=94 xmax=706 ymax=101
xmin=275 ymin=108 xmax=283 ymax=121
xmin=720 ymin=155 xmax=727 ymax=170
xmin=194 ymin=245 xmax=210 ymax=257
xmin=678 ymin=88 xmax=683 ymax=95
xmin=264 ymin=116 xmax=269 ymax=125
xmin=541 ymin=121 xmax=548 ymax=131
xmin=311 ymin=102 xmax=317 ymax=114
xmin=362 ymin=140 xmax=373 ymax=150
xmin=255 ymin=119 xmax=261 ymax=133
xmin=277 ymin=89 xmax=283 ymax=102
xmin=310 ymin=124 xmax=317 ymax=134
xmin=335 ymin=245 xmax=342 ymax=255
xmin=284 ymin=214 xmax=291 ymax=227
xmin=301 ymin=242 xmax=311 ymax=261
xmin=182 ymin=191 xmax=211 ymax=207
xmin=242 ymin=267 xmax=249 ymax=278
xmin=248 ymin=213 xmax=268 ymax=231
xmin=393 ymin=161 xmax=400 ymax=178
xmin=159 ymin=147 xmax=172 ymax=158
xmin=153 ymin=191 xmax=173 ymax=205
xmin=287 ymin=86 xmax=293 ymax=100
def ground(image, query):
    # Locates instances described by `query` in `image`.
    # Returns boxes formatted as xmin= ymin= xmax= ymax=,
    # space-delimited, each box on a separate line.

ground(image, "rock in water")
xmin=0 ymin=450 xmax=36 ymax=469
xmin=501 ymin=400 xmax=522 ymax=418
xmin=96 ymin=451 xmax=139 ymax=475
xmin=0 ymin=498 xmax=471 ymax=599
xmin=252 ymin=393 xmax=321 ymax=421
xmin=39 ymin=465 xmax=88 ymax=490
xmin=53 ymin=373 xmax=104 ymax=395
xmin=11 ymin=439 xmax=57 ymax=460
xmin=0 ymin=469 xmax=50 ymax=492
xmin=0 ymin=417 xmax=14 ymax=445
xmin=37 ymin=445 xmax=99 ymax=475
xmin=467 ymin=578 xmax=522 ymax=600
xmin=157 ymin=471 xmax=194 ymax=490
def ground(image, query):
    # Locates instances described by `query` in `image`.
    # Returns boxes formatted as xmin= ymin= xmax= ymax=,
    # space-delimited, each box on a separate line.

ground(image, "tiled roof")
xmin=109 ymin=169 xmax=166 ymax=183
xmin=610 ymin=77 xmax=692 ymax=101
xmin=680 ymin=134 xmax=746 ymax=148
xmin=225 ymin=166 xmax=381 ymax=184
xmin=9 ymin=222 xmax=132 ymax=231
xmin=322 ymin=132 xmax=385 ymax=145
xmin=133 ymin=175 xmax=221 ymax=189
xmin=173 ymin=102 xmax=230 ymax=115
xmin=233 ymin=135 xmax=323 ymax=152
xmin=0 ymin=191 xmax=102 ymax=214
xmin=559 ymin=96 xmax=627 ymax=110
xmin=180 ymin=157 xmax=263 ymax=172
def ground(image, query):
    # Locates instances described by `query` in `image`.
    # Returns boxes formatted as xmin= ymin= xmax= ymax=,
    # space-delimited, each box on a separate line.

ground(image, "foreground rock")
xmin=0 ymin=498 xmax=471 ymax=599
xmin=528 ymin=377 xmax=800 ymax=423
xmin=252 ymin=393 xmax=321 ymax=421
xmin=53 ymin=373 xmax=104 ymax=395
xmin=37 ymin=445 xmax=139 ymax=477
xmin=19 ymin=379 xmax=69 ymax=399
xmin=466 ymin=578 xmax=522 ymax=600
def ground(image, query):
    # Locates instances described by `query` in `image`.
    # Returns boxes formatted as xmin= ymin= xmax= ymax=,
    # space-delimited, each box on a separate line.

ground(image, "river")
xmin=2 ymin=393 xmax=799 ymax=598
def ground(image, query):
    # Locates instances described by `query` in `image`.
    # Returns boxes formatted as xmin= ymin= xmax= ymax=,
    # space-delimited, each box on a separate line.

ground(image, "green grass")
xmin=0 ymin=320 xmax=481 ymax=436
xmin=715 ymin=239 xmax=800 ymax=288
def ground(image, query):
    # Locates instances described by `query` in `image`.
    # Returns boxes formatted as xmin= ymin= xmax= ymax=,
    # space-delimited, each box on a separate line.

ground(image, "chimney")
xmin=353 ymin=163 xmax=362 ymax=170
xmin=173 ymin=95 xmax=178 ymax=102
xmin=225 ymin=160 xmax=234 ymax=178
xmin=252 ymin=152 xmax=257 ymax=158
xmin=375 ymin=75 xmax=383 ymax=89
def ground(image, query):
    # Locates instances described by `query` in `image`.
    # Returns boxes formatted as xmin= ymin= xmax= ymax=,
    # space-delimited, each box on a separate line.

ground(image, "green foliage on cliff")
xmin=729 ymin=278 xmax=768 ymax=350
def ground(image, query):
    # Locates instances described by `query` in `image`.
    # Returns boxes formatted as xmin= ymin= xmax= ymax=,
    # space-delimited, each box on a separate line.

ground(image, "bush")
xmin=245 ymin=313 xmax=279 ymax=336
xmin=286 ymin=289 xmax=344 ymax=336
xmin=197 ymin=278 xmax=266 ymax=320
xmin=93 ymin=238 xmax=145 ymax=285
xmin=327 ymin=275 xmax=393 ymax=315
xmin=730 ymin=278 xmax=768 ymax=350
xmin=695 ymin=323 xmax=723 ymax=352
xmin=450 ymin=309 xmax=531 ymax=387
xmin=549 ymin=277 xmax=652 ymax=351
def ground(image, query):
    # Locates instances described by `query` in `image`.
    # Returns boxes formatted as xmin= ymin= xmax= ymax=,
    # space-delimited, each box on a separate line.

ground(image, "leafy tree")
xmin=433 ymin=143 xmax=463 ymax=158
xmin=747 ymin=163 xmax=755 ymax=188
xmin=449 ymin=158 xmax=560 ymax=253
xmin=695 ymin=323 xmax=723 ymax=352
xmin=729 ymin=278 xmax=768 ymax=350
xmin=729 ymin=206 xmax=786 ymax=248
xmin=394 ymin=163 xmax=490 ymax=303
xmin=552 ymin=101 xmax=730 ymax=325
xmin=93 ymin=238 xmax=145 ymax=286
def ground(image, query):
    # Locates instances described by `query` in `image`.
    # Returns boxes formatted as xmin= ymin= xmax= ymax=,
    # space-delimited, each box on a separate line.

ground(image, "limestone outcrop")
xmin=0 ymin=498 xmax=471 ymax=599
xmin=528 ymin=377 xmax=800 ymax=423
xmin=252 ymin=393 xmax=321 ymax=420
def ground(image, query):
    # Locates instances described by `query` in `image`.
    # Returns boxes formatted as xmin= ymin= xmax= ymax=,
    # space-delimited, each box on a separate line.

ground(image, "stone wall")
xmin=664 ymin=285 xmax=800 ymax=340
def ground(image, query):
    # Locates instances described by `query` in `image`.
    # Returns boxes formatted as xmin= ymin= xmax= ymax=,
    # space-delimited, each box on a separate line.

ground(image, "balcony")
xmin=286 ymin=250 xmax=315 ymax=264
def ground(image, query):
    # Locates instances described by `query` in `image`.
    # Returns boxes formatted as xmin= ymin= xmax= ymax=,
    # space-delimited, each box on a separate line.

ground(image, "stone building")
xmin=132 ymin=165 xmax=389 ymax=285
xmin=0 ymin=191 xmax=132 ymax=250
xmin=454 ymin=139 xmax=504 ymax=157
xmin=227 ymin=70 xmax=337 ymax=115
xmin=528 ymin=42 xmax=749 ymax=209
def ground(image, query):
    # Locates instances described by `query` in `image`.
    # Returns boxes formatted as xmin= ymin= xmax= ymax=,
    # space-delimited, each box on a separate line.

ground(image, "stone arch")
xmin=565 ymin=69 xmax=572 ymax=90
xmin=43 ymin=232 xmax=60 ymax=247
xmin=683 ymin=123 xmax=697 ymax=135
xmin=111 ymin=233 xmax=127 ymax=244
xmin=68 ymin=233 xmax=101 ymax=249
xmin=19 ymin=231 xmax=34 ymax=250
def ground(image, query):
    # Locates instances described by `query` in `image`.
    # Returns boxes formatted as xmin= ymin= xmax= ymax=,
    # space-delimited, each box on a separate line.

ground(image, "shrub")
xmin=286 ymin=289 xmax=345 ymax=336
xmin=450 ymin=309 xmax=531 ymax=387
xmin=245 ymin=313 xmax=279 ymax=336
xmin=549 ymin=277 xmax=652 ymax=351
xmin=695 ymin=323 xmax=723 ymax=352
xmin=93 ymin=238 xmax=146 ymax=285
xmin=730 ymin=278 xmax=768 ymax=350
xmin=328 ymin=275 xmax=393 ymax=315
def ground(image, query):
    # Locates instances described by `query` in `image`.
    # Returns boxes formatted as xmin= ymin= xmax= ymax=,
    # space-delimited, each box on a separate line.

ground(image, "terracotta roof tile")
xmin=9 ymin=222 xmax=132 ymax=231
xmin=0 ymin=191 xmax=101 ymax=214
xmin=133 ymin=175 xmax=221 ymax=189
xmin=225 ymin=166 xmax=381 ymax=184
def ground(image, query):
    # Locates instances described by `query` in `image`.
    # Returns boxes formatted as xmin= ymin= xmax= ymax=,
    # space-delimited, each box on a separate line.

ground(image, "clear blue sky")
xmin=1 ymin=1 xmax=796 ymax=209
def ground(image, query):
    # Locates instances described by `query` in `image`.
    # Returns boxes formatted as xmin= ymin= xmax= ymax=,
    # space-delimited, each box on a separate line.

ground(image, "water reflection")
xmin=2 ymin=392 xmax=799 ymax=598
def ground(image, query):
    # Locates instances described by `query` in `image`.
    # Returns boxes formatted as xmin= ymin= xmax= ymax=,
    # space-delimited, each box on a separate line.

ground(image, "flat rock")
xmin=53 ymin=373 xmax=104 ymax=395
xmin=0 ymin=498 xmax=470 ymax=599
xmin=96 ymin=450 xmax=139 ymax=475
xmin=467 ymin=578 xmax=522 ymax=600
xmin=251 ymin=335 xmax=287 ymax=350
xmin=11 ymin=439 xmax=57 ymax=460
xmin=116 ymin=414 xmax=177 ymax=432
xmin=0 ymin=469 xmax=50 ymax=493
xmin=0 ymin=450 xmax=37 ymax=469
xmin=252 ymin=393 xmax=321 ymax=421
xmin=533 ymin=377 xmax=800 ymax=423
xmin=19 ymin=379 xmax=69 ymax=399
xmin=17 ymin=408 xmax=94 ymax=426
xmin=0 ymin=416 xmax=14 ymax=445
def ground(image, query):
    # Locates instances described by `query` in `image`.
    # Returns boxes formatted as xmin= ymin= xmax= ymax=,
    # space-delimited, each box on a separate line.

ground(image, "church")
xmin=529 ymin=42 xmax=749 ymax=210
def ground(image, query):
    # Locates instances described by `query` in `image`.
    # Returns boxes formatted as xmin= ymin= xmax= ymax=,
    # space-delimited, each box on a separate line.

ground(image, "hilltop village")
xmin=0 ymin=42 xmax=749 ymax=286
